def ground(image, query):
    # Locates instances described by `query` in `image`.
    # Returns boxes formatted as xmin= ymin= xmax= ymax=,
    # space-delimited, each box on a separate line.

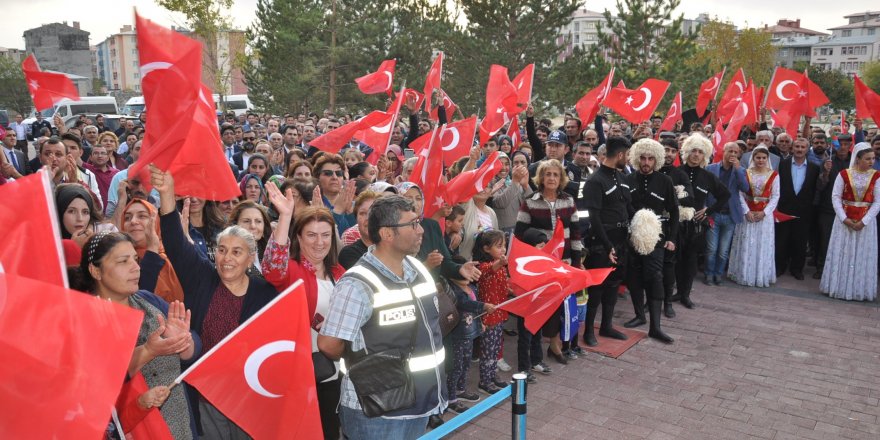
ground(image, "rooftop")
xmin=829 ymin=17 xmax=880 ymax=30
xmin=813 ymin=34 xmax=880 ymax=46
xmin=843 ymin=10 xmax=880 ymax=18
xmin=763 ymin=19 xmax=827 ymax=36
xmin=772 ymin=36 xmax=827 ymax=47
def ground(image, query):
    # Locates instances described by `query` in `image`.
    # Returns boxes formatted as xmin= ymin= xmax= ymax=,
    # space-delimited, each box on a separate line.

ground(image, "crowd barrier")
xmin=418 ymin=372 xmax=529 ymax=440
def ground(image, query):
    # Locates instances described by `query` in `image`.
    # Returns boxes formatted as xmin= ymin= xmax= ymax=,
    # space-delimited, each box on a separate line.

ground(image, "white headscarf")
xmin=748 ymin=145 xmax=772 ymax=171
xmin=850 ymin=142 xmax=872 ymax=169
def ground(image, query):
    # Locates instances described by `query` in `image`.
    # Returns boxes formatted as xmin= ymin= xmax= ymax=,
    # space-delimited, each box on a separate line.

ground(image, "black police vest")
xmin=340 ymin=256 xmax=448 ymax=418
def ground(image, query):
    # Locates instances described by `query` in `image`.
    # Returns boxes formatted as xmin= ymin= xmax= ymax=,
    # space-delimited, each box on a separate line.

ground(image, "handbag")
xmin=346 ymin=285 xmax=421 ymax=418
xmin=312 ymin=351 xmax=337 ymax=383
xmin=435 ymin=277 xmax=460 ymax=337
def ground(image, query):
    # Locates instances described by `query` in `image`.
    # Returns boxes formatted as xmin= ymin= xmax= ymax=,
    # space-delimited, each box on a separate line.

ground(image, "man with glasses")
xmin=318 ymin=195 xmax=447 ymax=438
xmin=232 ymin=129 xmax=258 ymax=171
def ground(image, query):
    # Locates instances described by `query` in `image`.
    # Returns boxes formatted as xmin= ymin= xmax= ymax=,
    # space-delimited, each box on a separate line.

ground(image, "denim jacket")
xmin=448 ymin=282 xmax=485 ymax=341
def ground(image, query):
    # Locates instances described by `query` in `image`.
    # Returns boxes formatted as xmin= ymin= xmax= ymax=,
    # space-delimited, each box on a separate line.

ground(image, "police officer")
xmin=529 ymin=130 xmax=569 ymax=177
xmin=622 ymin=138 xmax=677 ymax=344
xmin=582 ymin=136 xmax=633 ymax=347
xmin=677 ymin=135 xmax=730 ymax=308
xmin=658 ymin=136 xmax=694 ymax=318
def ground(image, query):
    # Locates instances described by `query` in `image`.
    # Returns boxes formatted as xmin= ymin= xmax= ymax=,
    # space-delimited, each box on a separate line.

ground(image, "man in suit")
xmin=775 ymin=137 xmax=823 ymax=280
xmin=1 ymin=129 xmax=28 ymax=178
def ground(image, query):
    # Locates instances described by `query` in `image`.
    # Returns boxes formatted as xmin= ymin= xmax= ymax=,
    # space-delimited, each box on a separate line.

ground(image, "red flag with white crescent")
xmin=507 ymin=117 xmax=521 ymax=149
xmin=659 ymin=91 xmax=683 ymax=133
xmin=410 ymin=117 xmax=477 ymax=165
xmin=512 ymin=63 xmax=535 ymax=109
xmin=355 ymin=59 xmax=396 ymax=95
xmin=178 ymin=281 xmax=322 ymax=439
xmin=443 ymin=151 xmax=503 ymax=207
xmin=696 ymin=69 xmax=725 ymax=116
xmin=21 ymin=54 xmax=80 ymax=111
xmin=603 ymin=78 xmax=670 ymax=124
xmin=543 ymin=219 xmax=565 ymax=260
xmin=855 ymin=75 xmax=880 ymax=124
xmin=409 ymin=126 xmax=445 ymax=217
xmin=423 ymin=52 xmax=443 ymax=113
xmin=429 ymin=88 xmax=458 ymax=122
xmin=575 ymin=68 xmax=614 ymax=126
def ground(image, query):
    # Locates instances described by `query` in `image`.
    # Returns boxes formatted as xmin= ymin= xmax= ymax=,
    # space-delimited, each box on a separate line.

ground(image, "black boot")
xmin=680 ymin=292 xmax=695 ymax=309
xmin=599 ymin=291 xmax=628 ymax=340
xmin=584 ymin=294 xmax=600 ymax=346
xmin=648 ymin=300 xmax=674 ymax=344
xmin=624 ymin=286 xmax=647 ymax=328
xmin=664 ymin=301 xmax=676 ymax=318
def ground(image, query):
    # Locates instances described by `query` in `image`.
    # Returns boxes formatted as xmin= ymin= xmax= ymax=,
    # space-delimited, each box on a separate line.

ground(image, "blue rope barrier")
xmin=417 ymin=385 xmax=513 ymax=440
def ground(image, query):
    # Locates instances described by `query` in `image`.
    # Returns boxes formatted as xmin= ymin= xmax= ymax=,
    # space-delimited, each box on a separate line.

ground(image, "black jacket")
xmin=680 ymin=164 xmax=730 ymax=214
xmin=776 ymin=157 xmax=821 ymax=217
xmin=625 ymin=171 xmax=680 ymax=242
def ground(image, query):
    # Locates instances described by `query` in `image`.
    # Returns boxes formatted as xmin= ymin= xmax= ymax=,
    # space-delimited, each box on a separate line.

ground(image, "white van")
xmin=122 ymin=96 xmax=145 ymax=116
xmin=214 ymin=94 xmax=253 ymax=116
xmin=25 ymin=96 xmax=120 ymax=126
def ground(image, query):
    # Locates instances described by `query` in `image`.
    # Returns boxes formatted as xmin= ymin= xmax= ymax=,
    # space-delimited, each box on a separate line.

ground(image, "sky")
xmin=1 ymin=0 xmax=878 ymax=49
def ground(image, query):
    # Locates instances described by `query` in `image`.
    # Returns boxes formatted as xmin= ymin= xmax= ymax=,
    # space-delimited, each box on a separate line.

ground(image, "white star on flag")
xmin=553 ymin=266 xmax=570 ymax=274
xmin=797 ymin=90 xmax=807 ymax=98
xmin=433 ymin=196 xmax=444 ymax=208
xmin=625 ymin=96 xmax=633 ymax=105
xmin=29 ymin=80 xmax=39 ymax=90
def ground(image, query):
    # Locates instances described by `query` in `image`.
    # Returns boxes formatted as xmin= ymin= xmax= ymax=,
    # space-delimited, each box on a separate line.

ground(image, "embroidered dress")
xmin=727 ymin=169 xmax=780 ymax=287
xmin=820 ymin=170 xmax=880 ymax=301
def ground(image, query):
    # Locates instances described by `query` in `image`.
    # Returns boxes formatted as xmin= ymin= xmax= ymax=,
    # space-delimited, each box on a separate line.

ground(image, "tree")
xmin=590 ymin=0 xmax=706 ymax=112
xmin=157 ymin=0 xmax=238 ymax=103
xmin=861 ymin=61 xmax=880 ymax=92
xmin=691 ymin=20 xmax=776 ymax=89
xmin=807 ymin=66 xmax=853 ymax=111
xmin=544 ymin=45 xmax=610 ymax=112
xmin=0 ymin=57 xmax=32 ymax=115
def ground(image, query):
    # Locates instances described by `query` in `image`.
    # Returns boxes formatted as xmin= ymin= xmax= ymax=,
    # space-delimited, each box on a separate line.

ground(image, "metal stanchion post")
xmin=510 ymin=372 xmax=527 ymax=440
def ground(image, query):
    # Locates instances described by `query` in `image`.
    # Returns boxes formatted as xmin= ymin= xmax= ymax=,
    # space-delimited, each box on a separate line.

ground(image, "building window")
xmin=843 ymin=30 xmax=852 ymax=37
xmin=113 ymin=72 xmax=118 ymax=80
xmin=133 ymin=72 xmax=139 ymax=79
xmin=574 ymin=22 xmax=580 ymax=32
xmin=829 ymin=48 xmax=833 ymax=55
xmin=869 ymin=28 xmax=876 ymax=35
xmin=574 ymin=34 xmax=580 ymax=43
xmin=780 ymin=49 xmax=788 ymax=57
xmin=132 ymin=61 xmax=137 ymax=67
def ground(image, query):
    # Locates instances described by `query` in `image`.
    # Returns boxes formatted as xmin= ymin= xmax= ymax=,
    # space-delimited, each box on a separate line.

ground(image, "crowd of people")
xmin=1 ymin=91 xmax=879 ymax=439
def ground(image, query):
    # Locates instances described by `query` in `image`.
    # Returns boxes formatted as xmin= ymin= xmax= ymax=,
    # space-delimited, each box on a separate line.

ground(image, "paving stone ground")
xmin=443 ymin=269 xmax=880 ymax=440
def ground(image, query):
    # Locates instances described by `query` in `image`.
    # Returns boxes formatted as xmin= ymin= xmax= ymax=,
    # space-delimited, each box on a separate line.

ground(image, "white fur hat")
xmin=628 ymin=138 xmax=665 ymax=172
xmin=680 ymin=134 xmax=713 ymax=168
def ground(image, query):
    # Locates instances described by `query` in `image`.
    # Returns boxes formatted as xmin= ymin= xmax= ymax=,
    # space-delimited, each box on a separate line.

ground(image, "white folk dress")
xmin=820 ymin=171 xmax=880 ymax=301
xmin=727 ymin=169 xmax=780 ymax=287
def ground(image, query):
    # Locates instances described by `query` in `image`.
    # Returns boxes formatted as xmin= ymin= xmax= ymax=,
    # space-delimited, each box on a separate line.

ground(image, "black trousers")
xmin=676 ymin=221 xmax=706 ymax=299
xmin=317 ymin=377 xmax=342 ymax=439
xmin=817 ymin=211 xmax=836 ymax=271
xmin=627 ymin=245 xmax=665 ymax=306
xmin=775 ymin=215 xmax=811 ymax=274
xmin=584 ymin=228 xmax=628 ymax=334
xmin=516 ymin=315 xmax=543 ymax=372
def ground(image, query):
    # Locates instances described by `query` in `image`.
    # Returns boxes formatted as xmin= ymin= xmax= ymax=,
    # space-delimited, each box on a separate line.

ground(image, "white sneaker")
xmin=496 ymin=358 xmax=512 ymax=372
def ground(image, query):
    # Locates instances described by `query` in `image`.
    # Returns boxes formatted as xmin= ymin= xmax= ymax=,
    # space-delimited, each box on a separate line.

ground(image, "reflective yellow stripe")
xmin=347 ymin=266 xmax=414 ymax=308
xmin=408 ymin=347 xmax=445 ymax=372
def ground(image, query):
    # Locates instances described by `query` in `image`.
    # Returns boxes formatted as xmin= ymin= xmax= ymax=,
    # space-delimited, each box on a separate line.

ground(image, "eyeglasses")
xmin=383 ymin=218 xmax=421 ymax=230
xmin=320 ymin=170 xmax=345 ymax=177
xmin=243 ymin=136 xmax=256 ymax=141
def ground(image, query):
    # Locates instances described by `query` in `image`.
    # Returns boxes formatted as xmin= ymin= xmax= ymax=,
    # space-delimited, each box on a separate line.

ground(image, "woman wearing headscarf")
xmin=821 ymin=142 xmax=880 ymax=301
xmin=120 ymin=198 xmax=185 ymax=303
xmin=239 ymin=173 xmax=267 ymax=205
xmin=727 ymin=145 xmax=780 ymax=287
xmin=489 ymin=151 xmax=534 ymax=236
xmin=56 ymin=183 xmax=115 ymax=248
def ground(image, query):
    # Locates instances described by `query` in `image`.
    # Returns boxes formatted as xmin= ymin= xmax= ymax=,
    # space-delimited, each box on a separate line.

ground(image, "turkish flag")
xmin=480 ymin=65 xmax=521 ymax=145
xmin=356 ymin=110 xmax=397 ymax=160
xmin=764 ymin=67 xmax=829 ymax=117
xmin=409 ymin=127 xmax=446 ymax=217
xmin=507 ymin=116 xmax=521 ymax=148
xmin=719 ymin=68 xmax=747 ymax=110
xmin=423 ymin=52 xmax=443 ymax=113
xmin=356 ymin=59 xmax=396 ymax=95
xmin=543 ymin=219 xmax=565 ymax=259
xmin=575 ymin=68 xmax=614 ymax=126
xmin=395 ymin=88 xmax=425 ymax=115
xmin=512 ymin=64 xmax=535 ymax=109
xmin=443 ymin=151 xmax=503 ymax=209
xmin=115 ymin=372 xmax=174 ymax=440
xmin=855 ymin=75 xmax=880 ymax=124
xmin=603 ymin=78 xmax=670 ymax=124
xmin=179 ymin=280 xmax=322 ymax=439
xmin=504 ymin=238 xmax=612 ymax=333
xmin=659 ymin=91 xmax=683 ymax=133
xmin=710 ymin=124 xmax=725 ymax=163
xmin=410 ymin=117 xmax=477 ymax=165
xmin=130 ymin=14 xmax=239 ymax=201
xmin=311 ymin=110 xmax=393 ymax=153
xmin=771 ymin=109 xmax=801 ymax=138
xmin=20 ymin=54 xmax=80 ymax=112
xmin=0 ymin=170 xmax=67 ymax=287
xmin=717 ymin=78 xmax=759 ymax=128
xmin=773 ymin=211 xmax=799 ymax=223
xmin=696 ymin=69 xmax=725 ymax=116
xmin=0 ymin=271 xmax=142 ymax=439
xmin=429 ymin=88 xmax=458 ymax=122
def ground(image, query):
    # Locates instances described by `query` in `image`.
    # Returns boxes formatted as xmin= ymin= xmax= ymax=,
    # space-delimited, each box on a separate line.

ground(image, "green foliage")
xmin=589 ymin=0 xmax=706 ymax=113
xmin=692 ymin=20 xmax=776 ymax=88
xmin=0 ymin=57 xmax=32 ymax=115
xmin=807 ymin=66 xmax=853 ymax=111
xmin=861 ymin=61 xmax=880 ymax=92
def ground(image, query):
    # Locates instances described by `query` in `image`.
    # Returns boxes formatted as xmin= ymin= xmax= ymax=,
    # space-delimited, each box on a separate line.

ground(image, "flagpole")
xmin=170 ymin=280 xmax=305 ymax=386
xmin=473 ymin=284 xmax=559 ymax=319
xmin=386 ymin=81 xmax=406 ymax=155
xmin=762 ymin=66 xmax=778 ymax=108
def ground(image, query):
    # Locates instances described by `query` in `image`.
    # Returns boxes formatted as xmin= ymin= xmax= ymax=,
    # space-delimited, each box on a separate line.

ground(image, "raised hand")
xmin=145 ymin=315 xmax=192 ymax=357
xmin=163 ymin=301 xmax=192 ymax=338
xmin=144 ymin=214 xmax=161 ymax=254
xmin=424 ymin=250 xmax=444 ymax=269
xmin=311 ymin=185 xmax=322 ymax=207
xmin=459 ymin=261 xmax=482 ymax=282
xmin=333 ymin=180 xmax=356 ymax=214
xmin=267 ymin=183 xmax=295 ymax=218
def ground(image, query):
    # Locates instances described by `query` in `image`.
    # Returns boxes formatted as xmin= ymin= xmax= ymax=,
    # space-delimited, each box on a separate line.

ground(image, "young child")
xmin=445 ymin=256 xmax=496 ymax=414
xmin=444 ymin=204 xmax=466 ymax=256
xmin=473 ymin=230 xmax=511 ymax=394
xmin=515 ymin=229 xmax=553 ymax=383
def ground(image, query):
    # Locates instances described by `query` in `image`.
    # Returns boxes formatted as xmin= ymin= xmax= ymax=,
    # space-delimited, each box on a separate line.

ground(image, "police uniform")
xmin=659 ymin=164 xmax=694 ymax=318
xmin=623 ymin=170 xmax=678 ymax=344
xmin=582 ymin=164 xmax=633 ymax=346
xmin=677 ymin=164 xmax=730 ymax=307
